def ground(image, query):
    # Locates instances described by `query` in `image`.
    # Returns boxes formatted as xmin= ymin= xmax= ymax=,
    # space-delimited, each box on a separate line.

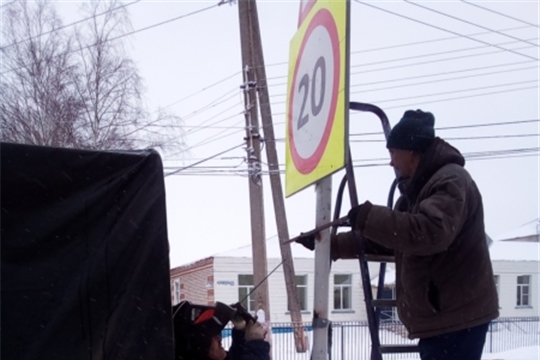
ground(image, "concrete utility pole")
xmin=237 ymin=0 xmax=271 ymax=328
xmin=246 ymin=0 xmax=307 ymax=352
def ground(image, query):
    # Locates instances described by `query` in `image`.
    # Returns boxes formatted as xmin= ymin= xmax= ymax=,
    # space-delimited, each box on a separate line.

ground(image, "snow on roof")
xmin=214 ymin=235 xmax=316 ymax=259
xmin=489 ymin=241 xmax=540 ymax=262
xmin=493 ymin=221 xmax=539 ymax=241
xmin=211 ymin=234 xmax=539 ymax=262
xmin=371 ymin=268 xmax=396 ymax=286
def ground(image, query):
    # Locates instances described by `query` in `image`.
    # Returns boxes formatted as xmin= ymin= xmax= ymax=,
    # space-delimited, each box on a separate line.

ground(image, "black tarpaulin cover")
xmin=1 ymin=142 xmax=174 ymax=360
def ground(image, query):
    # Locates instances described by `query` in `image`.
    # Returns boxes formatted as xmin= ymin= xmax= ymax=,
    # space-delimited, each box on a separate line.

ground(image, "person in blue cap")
xmin=299 ymin=109 xmax=499 ymax=360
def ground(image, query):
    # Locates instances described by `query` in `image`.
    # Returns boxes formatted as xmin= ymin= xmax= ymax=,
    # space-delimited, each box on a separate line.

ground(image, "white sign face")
xmin=288 ymin=8 xmax=340 ymax=175
xmin=291 ymin=25 xmax=335 ymax=161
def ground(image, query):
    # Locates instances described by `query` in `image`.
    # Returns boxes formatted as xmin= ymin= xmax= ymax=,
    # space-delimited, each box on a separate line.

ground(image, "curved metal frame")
xmin=328 ymin=102 xmax=398 ymax=360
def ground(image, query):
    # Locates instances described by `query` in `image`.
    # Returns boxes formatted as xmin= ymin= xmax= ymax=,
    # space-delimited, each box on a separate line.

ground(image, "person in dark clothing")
xmin=173 ymin=300 xmax=269 ymax=360
xmin=298 ymin=110 xmax=499 ymax=360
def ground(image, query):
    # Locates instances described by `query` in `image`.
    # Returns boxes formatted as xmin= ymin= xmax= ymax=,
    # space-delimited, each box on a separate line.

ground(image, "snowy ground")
xmin=480 ymin=346 xmax=539 ymax=360
xmin=223 ymin=321 xmax=540 ymax=360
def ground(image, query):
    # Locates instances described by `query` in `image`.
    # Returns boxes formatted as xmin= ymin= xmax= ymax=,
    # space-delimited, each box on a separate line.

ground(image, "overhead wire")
xmin=1 ymin=1 xmax=225 ymax=75
xmin=184 ymin=120 xmax=246 ymax=152
xmin=382 ymin=85 xmax=537 ymax=110
xmin=363 ymin=79 xmax=538 ymax=105
xmin=164 ymin=142 xmax=245 ymax=177
xmin=170 ymin=148 xmax=539 ymax=176
xmin=159 ymin=71 xmax=241 ymax=111
xmin=182 ymin=88 xmax=240 ymax=123
xmin=1 ymin=0 xmax=142 ymax=50
xmin=404 ymin=0 xmax=539 ymax=48
xmin=348 ymin=119 xmax=540 ymax=137
xmin=265 ymin=41 xmax=538 ymax=82
xmin=258 ymin=25 xmax=536 ymax=70
xmin=353 ymin=0 xmax=538 ymax=61
xmin=260 ymin=79 xmax=537 ymax=108
xmin=460 ymin=1 xmax=540 ymax=29
xmin=350 ymin=65 xmax=537 ymax=95
xmin=350 ymin=37 xmax=539 ymax=70
xmin=266 ymin=59 xmax=537 ymax=99
xmin=348 ymin=134 xmax=540 ymax=143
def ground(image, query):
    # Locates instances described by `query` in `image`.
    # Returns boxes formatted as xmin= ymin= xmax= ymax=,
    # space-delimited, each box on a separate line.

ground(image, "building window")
xmin=517 ymin=275 xmax=530 ymax=307
xmin=380 ymin=286 xmax=397 ymax=321
xmin=288 ymin=275 xmax=308 ymax=311
xmin=334 ymin=274 xmax=352 ymax=310
xmin=238 ymin=275 xmax=255 ymax=312
xmin=173 ymin=279 xmax=181 ymax=305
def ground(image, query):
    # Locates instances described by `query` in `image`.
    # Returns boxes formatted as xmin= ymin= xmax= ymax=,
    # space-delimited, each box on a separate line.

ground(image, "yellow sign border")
xmin=285 ymin=0 xmax=349 ymax=197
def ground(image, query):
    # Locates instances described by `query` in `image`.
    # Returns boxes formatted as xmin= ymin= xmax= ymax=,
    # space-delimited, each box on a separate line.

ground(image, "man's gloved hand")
xmin=245 ymin=320 xmax=267 ymax=342
xmin=347 ymin=205 xmax=362 ymax=229
xmin=295 ymin=232 xmax=316 ymax=251
xmin=347 ymin=201 xmax=373 ymax=231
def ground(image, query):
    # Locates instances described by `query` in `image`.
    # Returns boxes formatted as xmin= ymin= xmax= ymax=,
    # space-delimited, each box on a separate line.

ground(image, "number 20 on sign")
xmin=285 ymin=0 xmax=349 ymax=197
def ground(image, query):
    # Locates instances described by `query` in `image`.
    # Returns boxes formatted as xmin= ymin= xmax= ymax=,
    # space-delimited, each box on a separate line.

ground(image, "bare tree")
xmin=1 ymin=0 xmax=184 ymax=154
xmin=0 ymin=0 xmax=83 ymax=147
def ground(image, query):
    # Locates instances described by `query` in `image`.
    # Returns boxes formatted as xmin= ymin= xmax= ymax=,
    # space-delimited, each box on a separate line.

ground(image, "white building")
xmin=170 ymin=234 xmax=539 ymax=323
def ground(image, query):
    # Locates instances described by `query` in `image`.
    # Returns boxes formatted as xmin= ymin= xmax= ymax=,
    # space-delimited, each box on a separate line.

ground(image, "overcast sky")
xmin=52 ymin=0 xmax=539 ymax=267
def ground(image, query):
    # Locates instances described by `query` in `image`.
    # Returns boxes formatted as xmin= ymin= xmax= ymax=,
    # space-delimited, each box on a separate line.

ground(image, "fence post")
xmin=341 ymin=324 xmax=345 ymax=360
xmin=489 ymin=321 xmax=493 ymax=353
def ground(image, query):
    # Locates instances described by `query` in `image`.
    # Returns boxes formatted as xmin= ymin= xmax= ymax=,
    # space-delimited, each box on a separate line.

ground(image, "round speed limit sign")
xmin=288 ymin=8 xmax=340 ymax=175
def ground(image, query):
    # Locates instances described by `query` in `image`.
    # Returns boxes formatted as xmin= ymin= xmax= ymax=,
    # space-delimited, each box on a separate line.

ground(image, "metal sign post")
xmin=286 ymin=1 xmax=350 ymax=358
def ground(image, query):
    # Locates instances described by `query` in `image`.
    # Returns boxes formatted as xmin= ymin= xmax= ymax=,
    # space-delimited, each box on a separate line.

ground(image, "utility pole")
xmin=246 ymin=0 xmax=307 ymax=352
xmin=237 ymin=0 xmax=271 ymax=332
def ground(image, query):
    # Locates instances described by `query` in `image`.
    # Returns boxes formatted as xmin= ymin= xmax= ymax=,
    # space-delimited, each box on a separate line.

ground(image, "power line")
xmin=349 ymin=119 xmax=540 ymax=137
xmin=159 ymin=72 xmax=241 ymax=111
xmin=349 ymin=60 xmax=534 ymax=90
xmin=182 ymin=88 xmax=240 ymax=124
xmin=183 ymin=120 xmax=245 ymax=152
xmin=266 ymin=41 xmax=538 ymax=82
xmin=260 ymin=24 xmax=535 ymax=70
xmin=349 ymin=43 xmax=536 ymax=77
xmin=1 ymin=0 xmax=142 ymax=50
xmin=183 ymin=105 xmax=243 ymax=136
xmin=404 ymin=0 xmax=539 ymax=48
xmin=168 ymin=149 xmax=539 ymax=177
xmin=382 ymin=84 xmax=537 ymax=110
xmin=164 ymin=143 xmax=245 ymax=177
xmin=351 ymin=65 xmax=536 ymax=95
xmin=350 ymin=37 xmax=538 ymax=70
xmin=2 ymin=1 xmax=224 ymax=75
xmin=349 ymin=134 xmax=539 ymax=143
xmin=461 ymin=1 xmax=540 ymax=29
xmin=267 ymin=61 xmax=536 ymax=99
xmin=262 ymin=79 xmax=537 ymax=108
xmin=353 ymin=0 xmax=538 ymax=61
xmin=366 ymin=79 xmax=537 ymax=105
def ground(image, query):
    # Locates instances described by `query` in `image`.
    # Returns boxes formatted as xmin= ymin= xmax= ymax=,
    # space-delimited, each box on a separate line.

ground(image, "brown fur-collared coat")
xmin=333 ymin=137 xmax=499 ymax=339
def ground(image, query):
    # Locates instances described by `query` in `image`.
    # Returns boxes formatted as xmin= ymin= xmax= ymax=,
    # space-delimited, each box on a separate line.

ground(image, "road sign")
xmin=285 ymin=0 xmax=349 ymax=197
xmin=297 ymin=0 xmax=316 ymax=27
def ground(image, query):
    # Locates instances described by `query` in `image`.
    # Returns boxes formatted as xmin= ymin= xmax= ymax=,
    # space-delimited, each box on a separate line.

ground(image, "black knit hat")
xmin=386 ymin=109 xmax=435 ymax=153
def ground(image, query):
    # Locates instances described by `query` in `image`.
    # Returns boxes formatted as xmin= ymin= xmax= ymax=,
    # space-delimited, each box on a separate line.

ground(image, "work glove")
xmin=295 ymin=232 xmax=316 ymax=251
xmin=245 ymin=320 xmax=267 ymax=342
xmin=347 ymin=201 xmax=373 ymax=231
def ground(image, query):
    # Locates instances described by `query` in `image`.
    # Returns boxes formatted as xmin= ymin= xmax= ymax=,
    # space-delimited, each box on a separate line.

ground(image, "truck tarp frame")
xmin=1 ymin=142 xmax=174 ymax=360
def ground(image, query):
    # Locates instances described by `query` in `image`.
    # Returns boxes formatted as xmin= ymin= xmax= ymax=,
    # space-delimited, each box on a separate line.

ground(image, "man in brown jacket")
xmin=299 ymin=110 xmax=499 ymax=360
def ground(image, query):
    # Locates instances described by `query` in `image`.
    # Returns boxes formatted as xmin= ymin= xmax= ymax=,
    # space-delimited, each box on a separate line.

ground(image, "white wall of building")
xmin=493 ymin=260 xmax=538 ymax=318
xmin=213 ymin=256 xmax=382 ymax=323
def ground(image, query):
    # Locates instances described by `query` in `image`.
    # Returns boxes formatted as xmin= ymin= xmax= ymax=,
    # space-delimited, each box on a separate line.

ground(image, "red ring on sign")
xmin=288 ymin=8 xmax=340 ymax=175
